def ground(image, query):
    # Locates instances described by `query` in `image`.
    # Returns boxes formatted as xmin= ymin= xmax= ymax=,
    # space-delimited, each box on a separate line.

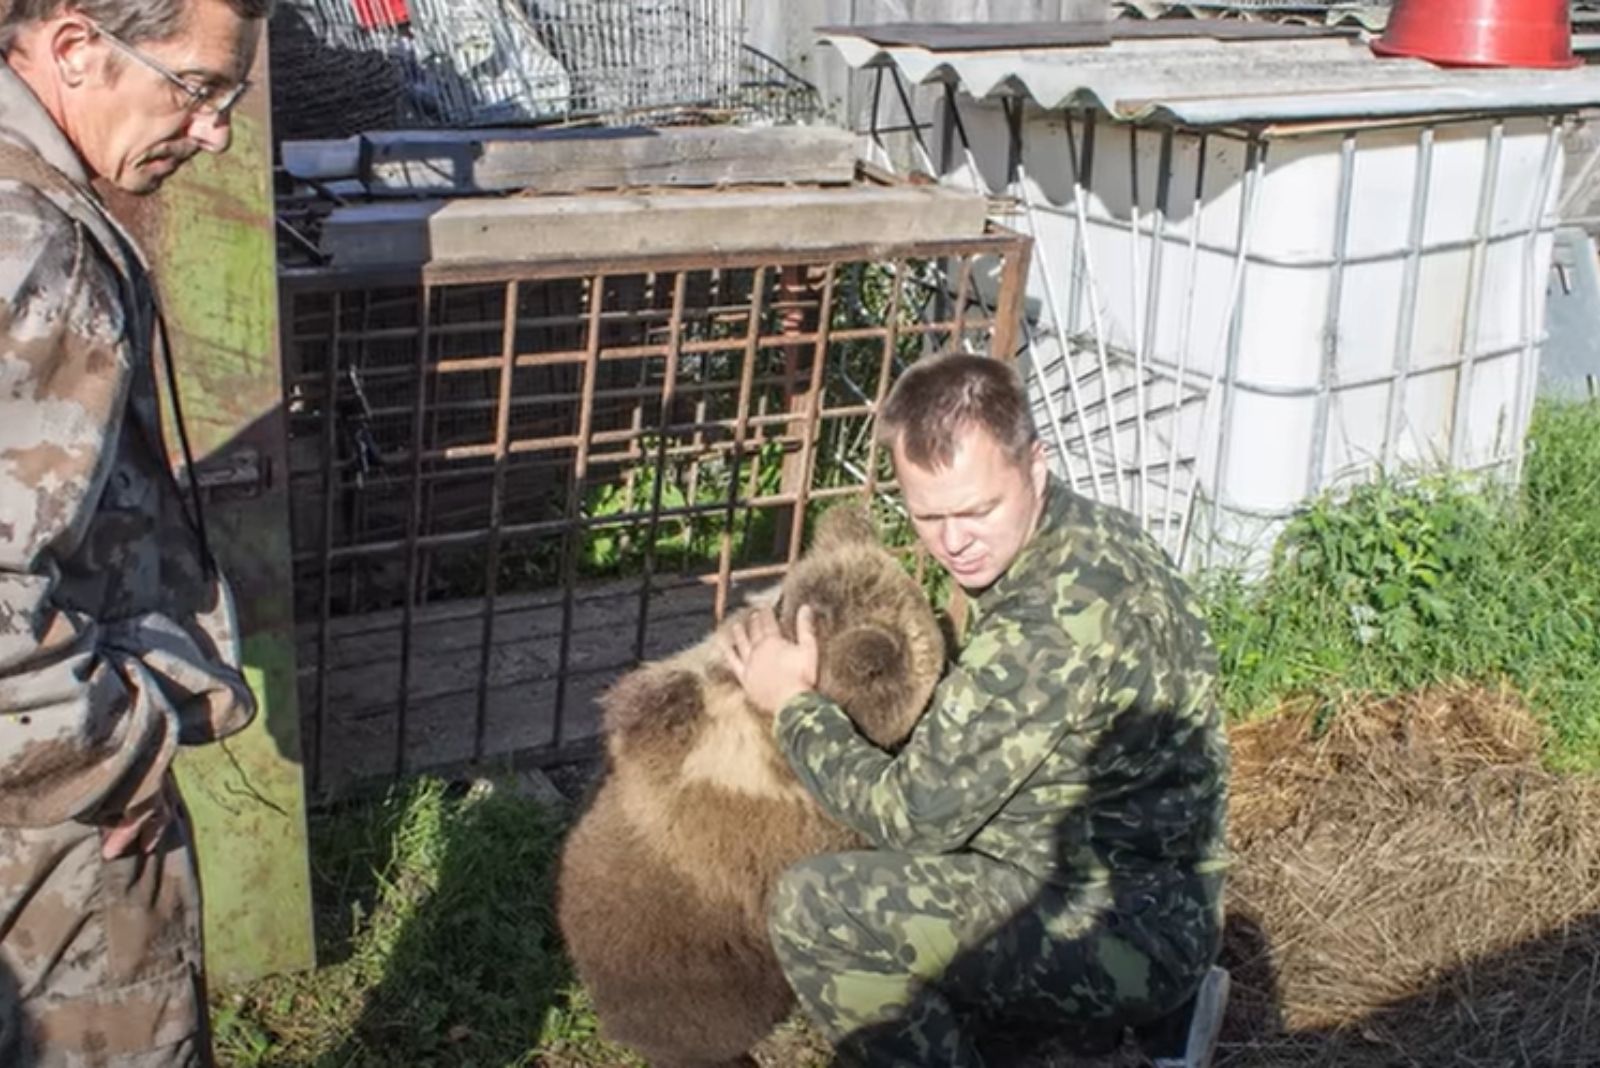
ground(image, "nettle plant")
xmin=1274 ymin=476 xmax=1492 ymax=653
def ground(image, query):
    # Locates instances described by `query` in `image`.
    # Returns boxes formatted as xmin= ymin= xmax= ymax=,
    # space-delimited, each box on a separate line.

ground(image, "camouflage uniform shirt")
xmin=775 ymin=476 xmax=1228 ymax=894
xmin=0 ymin=58 xmax=254 ymax=1067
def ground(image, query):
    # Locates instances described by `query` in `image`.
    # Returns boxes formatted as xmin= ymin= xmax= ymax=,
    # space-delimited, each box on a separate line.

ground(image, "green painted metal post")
xmin=108 ymin=43 xmax=316 ymax=984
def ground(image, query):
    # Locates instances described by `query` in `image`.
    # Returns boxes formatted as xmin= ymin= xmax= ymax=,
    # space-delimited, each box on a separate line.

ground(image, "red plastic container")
xmin=1371 ymin=0 xmax=1580 ymax=69
xmin=351 ymin=0 xmax=410 ymax=30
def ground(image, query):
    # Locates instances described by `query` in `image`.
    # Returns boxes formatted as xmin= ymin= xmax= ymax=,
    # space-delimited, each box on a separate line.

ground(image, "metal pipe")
xmin=311 ymin=291 xmax=343 ymax=794
xmin=1163 ymin=132 xmax=1207 ymax=553
xmin=862 ymin=260 xmax=906 ymax=499
xmin=1513 ymin=120 xmax=1565 ymax=483
xmin=984 ymin=206 xmax=1540 ymax=272
xmin=1383 ymin=125 xmax=1436 ymax=471
xmin=991 ymin=239 xmax=1033 ymax=366
xmin=713 ymin=266 xmax=768 ymax=621
xmin=1450 ymin=121 xmax=1504 ymax=467
xmin=1142 ymin=128 xmax=1174 ymax=536
xmin=1074 ymin=335 xmax=1538 ymax=403
xmin=1064 ymin=109 xmax=1092 ymax=352
xmin=556 ymin=273 xmax=611 ymax=746
xmin=1126 ymin=127 xmax=1147 ymax=521
xmin=784 ymin=264 xmax=838 ymax=571
xmin=392 ymin=282 xmax=435 ymax=778
xmin=1000 ymin=97 xmax=1083 ymax=492
xmin=634 ymin=272 xmax=690 ymax=662
xmin=471 ymin=279 xmax=520 ymax=763
xmin=1307 ymin=132 xmax=1358 ymax=500
xmin=1127 ymin=125 xmax=1160 ymax=527
xmin=949 ymin=253 xmax=974 ymax=351
xmin=868 ymin=66 xmax=890 ymax=170
xmin=890 ymin=67 xmax=939 ymax=175
xmin=1178 ymin=137 xmax=1265 ymax=570
xmin=1064 ymin=109 xmax=1126 ymax=508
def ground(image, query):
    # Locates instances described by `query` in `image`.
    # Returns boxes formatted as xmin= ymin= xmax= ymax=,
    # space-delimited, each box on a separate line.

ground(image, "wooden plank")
xmin=107 ymin=50 xmax=316 ymax=981
xmin=304 ymin=582 xmax=719 ymax=791
xmin=281 ymin=126 xmax=860 ymax=195
xmin=314 ymin=669 xmax=620 ymax=793
xmin=279 ymin=135 xmax=361 ymax=181
xmin=319 ymin=183 xmax=991 ymax=269
xmin=363 ymin=125 xmax=859 ymax=195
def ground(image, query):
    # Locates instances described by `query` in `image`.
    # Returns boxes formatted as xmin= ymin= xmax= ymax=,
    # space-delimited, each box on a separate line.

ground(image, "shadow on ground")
xmin=212 ymin=775 xmax=576 ymax=1067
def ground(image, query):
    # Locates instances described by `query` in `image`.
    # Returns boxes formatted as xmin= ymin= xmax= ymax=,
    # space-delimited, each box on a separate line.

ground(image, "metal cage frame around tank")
xmin=278 ymin=229 xmax=1031 ymax=795
xmin=829 ymin=23 xmax=1591 ymax=572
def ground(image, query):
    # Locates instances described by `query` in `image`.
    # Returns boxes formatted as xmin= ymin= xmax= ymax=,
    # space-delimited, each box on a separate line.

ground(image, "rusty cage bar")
xmin=281 ymin=230 xmax=1030 ymax=794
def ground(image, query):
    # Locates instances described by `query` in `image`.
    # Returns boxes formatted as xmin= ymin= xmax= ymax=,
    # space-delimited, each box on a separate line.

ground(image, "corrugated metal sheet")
xmin=1114 ymin=0 xmax=1390 ymax=29
xmin=822 ymin=24 xmax=1600 ymax=126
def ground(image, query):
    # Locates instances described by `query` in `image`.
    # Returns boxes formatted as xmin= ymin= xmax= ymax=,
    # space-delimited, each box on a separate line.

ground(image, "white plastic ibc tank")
xmin=938 ymin=100 xmax=1563 ymax=572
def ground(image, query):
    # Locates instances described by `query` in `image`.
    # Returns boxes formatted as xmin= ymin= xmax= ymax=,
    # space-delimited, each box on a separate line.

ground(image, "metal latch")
xmin=180 ymin=447 xmax=271 ymax=502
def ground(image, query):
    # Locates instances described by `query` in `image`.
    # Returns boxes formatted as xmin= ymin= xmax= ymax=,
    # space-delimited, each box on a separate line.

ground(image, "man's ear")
xmin=1028 ymin=439 xmax=1048 ymax=497
xmin=47 ymin=15 xmax=101 ymax=88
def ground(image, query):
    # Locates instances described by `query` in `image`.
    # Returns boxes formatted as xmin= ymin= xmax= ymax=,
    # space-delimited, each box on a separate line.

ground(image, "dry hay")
xmin=1222 ymin=686 xmax=1600 ymax=1067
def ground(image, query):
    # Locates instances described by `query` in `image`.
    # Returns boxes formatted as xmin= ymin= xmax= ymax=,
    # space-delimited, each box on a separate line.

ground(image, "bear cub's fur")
xmin=556 ymin=508 xmax=946 ymax=1068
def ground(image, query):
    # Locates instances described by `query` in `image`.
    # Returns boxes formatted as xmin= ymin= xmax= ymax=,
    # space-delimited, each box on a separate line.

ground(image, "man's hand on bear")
xmin=721 ymin=605 xmax=820 ymax=715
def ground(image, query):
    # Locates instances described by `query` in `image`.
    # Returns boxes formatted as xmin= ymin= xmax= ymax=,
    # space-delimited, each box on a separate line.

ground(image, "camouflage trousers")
xmin=768 ymin=850 xmax=1223 ymax=1068
xmin=0 ymin=780 xmax=211 ymax=1068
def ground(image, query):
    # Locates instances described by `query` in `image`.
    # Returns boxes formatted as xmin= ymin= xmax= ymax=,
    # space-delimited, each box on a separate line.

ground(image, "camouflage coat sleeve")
xmin=0 ymin=181 xmax=240 ymax=827
xmin=776 ymin=595 xmax=1115 ymax=855
xmin=774 ymin=480 xmax=1228 ymax=885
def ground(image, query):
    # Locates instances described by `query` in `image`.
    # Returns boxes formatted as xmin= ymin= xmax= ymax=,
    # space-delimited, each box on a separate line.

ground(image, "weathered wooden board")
xmin=107 ymin=46 xmax=315 ymax=982
xmin=371 ymin=125 xmax=859 ymax=195
xmin=319 ymin=182 xmax=990 ymax=269
xmin=302 ymin=580 xmax=728 ymax=791
xmin=281 ymin=125 xmax=859 ymax=196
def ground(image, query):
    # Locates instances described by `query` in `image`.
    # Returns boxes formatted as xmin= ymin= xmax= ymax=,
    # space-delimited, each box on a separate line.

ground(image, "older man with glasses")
xmin=0 ymin=1 xmax=271 ymax=1065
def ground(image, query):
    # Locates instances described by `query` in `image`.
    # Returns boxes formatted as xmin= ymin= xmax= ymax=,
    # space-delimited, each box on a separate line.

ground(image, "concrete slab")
xmin=319 ymin=182 xmax=991 ymax=269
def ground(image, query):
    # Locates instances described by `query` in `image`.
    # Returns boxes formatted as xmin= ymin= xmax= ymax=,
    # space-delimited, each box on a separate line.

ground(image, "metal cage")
xmin=851 ymin=51 xmax=1565 ymax=574
xmin=281 ymin=231 xmax=1030 ymax=793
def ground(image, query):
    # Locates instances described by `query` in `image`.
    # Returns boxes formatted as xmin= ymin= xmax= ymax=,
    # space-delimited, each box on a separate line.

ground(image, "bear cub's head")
xmin=770 ymin=507 xmax=946 ymax=748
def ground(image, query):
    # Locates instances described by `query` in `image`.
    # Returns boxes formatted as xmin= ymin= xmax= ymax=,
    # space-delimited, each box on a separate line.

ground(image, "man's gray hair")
xmin=1 ymin=0 xmax=274 ymax=53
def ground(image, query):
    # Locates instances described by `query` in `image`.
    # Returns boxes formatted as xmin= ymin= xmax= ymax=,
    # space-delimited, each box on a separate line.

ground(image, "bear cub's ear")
xmin=812 ymin=505 xmax=877 ymax=553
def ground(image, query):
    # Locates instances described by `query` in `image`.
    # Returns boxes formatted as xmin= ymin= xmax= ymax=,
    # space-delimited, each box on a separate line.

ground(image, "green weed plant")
xmin=1206 ymin=399 xmax=1600 ymax=768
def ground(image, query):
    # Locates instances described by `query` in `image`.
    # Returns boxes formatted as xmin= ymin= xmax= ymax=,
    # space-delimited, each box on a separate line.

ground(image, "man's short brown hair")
xmin=876 ymin=353 xmax=1037 ymax=471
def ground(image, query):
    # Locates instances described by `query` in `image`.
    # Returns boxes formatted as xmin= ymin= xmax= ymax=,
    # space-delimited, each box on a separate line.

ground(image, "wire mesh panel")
xmin=282 ymin=232 xmax=1030 ymax=794
xmin=1112 ymin=0 xmax=1391 ymax=22
xmin=269 ymin=0 xmax=814 ymax=137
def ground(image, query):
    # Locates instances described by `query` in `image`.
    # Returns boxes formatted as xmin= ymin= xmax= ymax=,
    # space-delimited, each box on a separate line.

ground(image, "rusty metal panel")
xmin=280 ymin=227 xmax=1032 ymax=796
xmin=108 ymin=53 xmax=316 ymax=981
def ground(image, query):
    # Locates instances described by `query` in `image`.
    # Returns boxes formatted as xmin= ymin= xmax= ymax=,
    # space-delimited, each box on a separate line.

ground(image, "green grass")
xmin=1204 ymin=398 xmax=1600 ymax=768
xmin=216 ymin=399 xmax=1600 ymax=1066
xmin=211 ymin=778 xmax=637 ymax=1067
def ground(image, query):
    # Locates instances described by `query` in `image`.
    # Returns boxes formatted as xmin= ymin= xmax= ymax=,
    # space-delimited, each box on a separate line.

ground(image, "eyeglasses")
xmin=91 ymin=21 xmax=251 ymax=118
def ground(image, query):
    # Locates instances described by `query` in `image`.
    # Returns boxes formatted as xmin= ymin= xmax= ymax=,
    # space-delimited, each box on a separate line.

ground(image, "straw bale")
xmin=1221 ymin=686 xmax=1600 ymax=1066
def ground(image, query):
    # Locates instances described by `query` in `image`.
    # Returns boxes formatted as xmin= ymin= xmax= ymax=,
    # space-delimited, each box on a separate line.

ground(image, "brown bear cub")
xmin=556 ymin=507 xmax=947 ymax=1068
